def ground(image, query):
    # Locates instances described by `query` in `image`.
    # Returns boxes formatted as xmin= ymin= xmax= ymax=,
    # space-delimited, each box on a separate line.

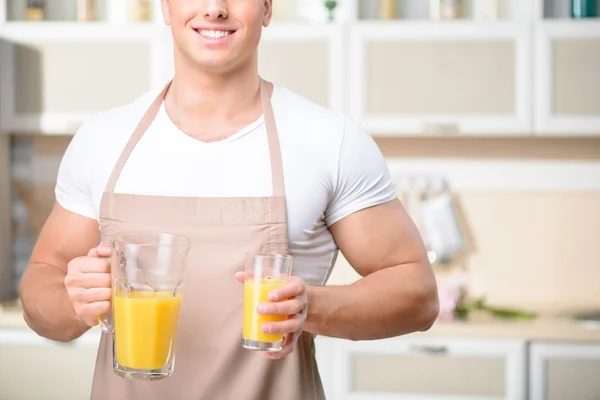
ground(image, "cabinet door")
xmin=258 ymin=24 xmax=345 ymax=112
xmin=0 ymin=24 xmax=169 ymax=134
xmin=0 ymin=329 xmax=101 ymax=400
xmin=529 ymin=342 xmax=600 ymax=400
xmin=323 ymin=336 xmax=527 ymax=400
xmin=535 ymin=21 xmax=600 ymax=136
xmin=349 ymin=21 xmax=533 ymax=136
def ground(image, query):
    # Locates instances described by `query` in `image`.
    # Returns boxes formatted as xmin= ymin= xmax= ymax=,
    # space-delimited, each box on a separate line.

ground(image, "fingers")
xmin=74 ymin=301 xmax=111 ymax=326
xmin=64 ymin=273 xmax=111 ymax=289
xmin=261 ymin=314 xmax=304 ymax=335
xmin=266 ymin=333 xmax=298 ymax=360
xmin=266 ymin=346 xmax=292 ymax=360
xmin=267 ymin=279 xmax=304 ymax=301
xmin=87 ymin=243 xmax=111 ymax=258
xmin=68 ymin=256 xmax=110 ymax=274
xmin=66 ymin=245 xmax=113 ymax=327
xmin=67 ymin=287 xmax=112 ymax=304
xmin=258 ymin=298 xmax=304 ymax=316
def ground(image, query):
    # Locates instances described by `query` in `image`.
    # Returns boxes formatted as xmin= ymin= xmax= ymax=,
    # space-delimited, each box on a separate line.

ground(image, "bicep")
xmin=28 ymin=201 xmax=101 ymax=274
xmin=329 ymin=199 xmax=429 ymax=277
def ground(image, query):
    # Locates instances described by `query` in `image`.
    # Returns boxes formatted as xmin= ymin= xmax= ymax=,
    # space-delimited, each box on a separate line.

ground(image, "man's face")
xmin=161 ymin=0 xmax=272 ymax=71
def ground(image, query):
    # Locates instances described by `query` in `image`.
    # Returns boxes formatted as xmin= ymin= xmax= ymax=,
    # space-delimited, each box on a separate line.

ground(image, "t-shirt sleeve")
xmin=324 ymin=117 xmax=397 ymax=227
xmin=54 ymin=121 xmax=97 ymax=220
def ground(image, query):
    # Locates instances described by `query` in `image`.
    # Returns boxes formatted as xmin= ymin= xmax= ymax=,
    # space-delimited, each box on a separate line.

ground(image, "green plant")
xmin=324 ymin=0 xmax=337 ymax=22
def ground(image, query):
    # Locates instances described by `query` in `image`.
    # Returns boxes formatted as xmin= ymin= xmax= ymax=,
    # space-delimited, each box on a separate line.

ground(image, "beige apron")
xmin=90 ymin=80 xmax=326 ymax=400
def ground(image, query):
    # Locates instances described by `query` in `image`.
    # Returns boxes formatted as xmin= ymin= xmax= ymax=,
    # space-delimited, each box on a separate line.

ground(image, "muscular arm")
xmin=304 ymin=199 xmax=439 ymax=341
xmin=19 ymin=202 xmax=101 ymax=342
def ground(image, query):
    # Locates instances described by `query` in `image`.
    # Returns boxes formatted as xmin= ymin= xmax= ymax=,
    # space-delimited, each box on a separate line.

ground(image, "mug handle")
xmin=97 ymin=256 xmax=114 ymax=334
xmin=97 ymin=314 xmax=113 ymax=334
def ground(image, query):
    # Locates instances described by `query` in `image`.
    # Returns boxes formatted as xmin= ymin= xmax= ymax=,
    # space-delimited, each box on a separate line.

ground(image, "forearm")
xmin=304 ymin=264 xmax=439 ymax=341
xmin=19 ymin=263 xmax=90 ymax=342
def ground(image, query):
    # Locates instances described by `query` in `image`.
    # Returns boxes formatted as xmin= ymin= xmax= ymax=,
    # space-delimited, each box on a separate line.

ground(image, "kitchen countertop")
xmin=1 ymin=301 xmax=599 ymax=345
xmin=418 ymin=312 xmax=600 ymax=343
xmin=0 ymin=300 xmax=102 ymax=346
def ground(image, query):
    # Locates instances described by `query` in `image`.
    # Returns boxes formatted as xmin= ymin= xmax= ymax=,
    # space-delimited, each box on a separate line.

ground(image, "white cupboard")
xmin=348 ymin=21 xmax=533 ymax=136
xmin=259 ymin=23 xmax=345 ymax=112
xmin=529 ymin=341 xmax=600 ymax=400
xmin=3 ymin=327 xmax=600 ymax=400
xmin=534 ymin=21 xmax=600 ymax=136
xmin=315 ymin=335 xmax=528 ymax=400
xmin=1 ymin=20 xmax=600 ymax=136
xmin=0 ymin=24 xmax=171 ymax=135
xmin=0 ymin=328 xmax=100 ymax=400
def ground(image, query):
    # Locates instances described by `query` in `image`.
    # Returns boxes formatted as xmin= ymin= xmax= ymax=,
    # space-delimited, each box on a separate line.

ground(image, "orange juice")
xmin=243 ymin=279 xmax=287 ymax=343
xmin=113 ymin=291 xmax=182 ymax=370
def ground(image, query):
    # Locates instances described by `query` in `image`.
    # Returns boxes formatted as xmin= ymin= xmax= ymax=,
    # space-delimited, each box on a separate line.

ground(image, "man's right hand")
xmin=64 ymin=244 xmax=112 ymax=327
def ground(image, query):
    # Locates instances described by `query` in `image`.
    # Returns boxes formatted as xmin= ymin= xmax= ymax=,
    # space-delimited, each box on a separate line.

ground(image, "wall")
xmin=329 ymin=137 xmax=600 ymax=314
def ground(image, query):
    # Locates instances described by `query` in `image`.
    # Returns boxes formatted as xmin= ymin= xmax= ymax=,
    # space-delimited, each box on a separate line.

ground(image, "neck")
xmin=168 ymin=51 xmax=261 ymax=122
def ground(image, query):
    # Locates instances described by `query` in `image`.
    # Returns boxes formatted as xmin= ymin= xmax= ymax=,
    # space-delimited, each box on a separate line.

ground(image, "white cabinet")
xmin=529 ymin=341 xmax=600 ymax=400
xmin=0 ymin=4 xmax=599 ymax=138
xmin=258 ymin=23 xmax=345 ymax=112
xmin=0 ymin=328 xmax=100 ymax=400
xmin=534 ymin=21 xmax=600 ymax=136
xmin=316 ymin=335 xmax=527 ymax=400
xmin=348 ymin=21 xmax=533 ymax=136
xmin=0 ymin=23 xmax=171 ymax=135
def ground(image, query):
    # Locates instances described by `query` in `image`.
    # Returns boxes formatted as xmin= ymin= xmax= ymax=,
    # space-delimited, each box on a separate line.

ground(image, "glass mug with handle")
xmin=98 ymin=232 xmax=191 ymax=380
xmin=242 ymin=253 xmax=293 ymax=352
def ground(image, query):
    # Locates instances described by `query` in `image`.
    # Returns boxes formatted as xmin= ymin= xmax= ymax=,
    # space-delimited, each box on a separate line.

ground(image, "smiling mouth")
xmin=195 ymin=29 xmax=236 ymax=40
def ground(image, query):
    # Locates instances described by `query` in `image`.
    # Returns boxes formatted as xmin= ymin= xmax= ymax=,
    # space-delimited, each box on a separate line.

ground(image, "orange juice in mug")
xmin=242 ymin=253 xmax=292 ymax=351
xmin=98 ymin=232 xmax=191 ymax=381
xmin=113 ymin=290 xmax=183 ymax=371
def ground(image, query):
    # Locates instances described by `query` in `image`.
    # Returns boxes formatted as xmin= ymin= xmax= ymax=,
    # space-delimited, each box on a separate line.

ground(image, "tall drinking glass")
xmin=99 ymin=232 xmax=191 ymax=380
xmin=242 ymin=253 xmax=292 ymax=352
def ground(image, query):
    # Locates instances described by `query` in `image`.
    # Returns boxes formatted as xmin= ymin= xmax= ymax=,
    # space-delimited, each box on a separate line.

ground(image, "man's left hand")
xmin=235 ymin=272 xmax=307 ymax=360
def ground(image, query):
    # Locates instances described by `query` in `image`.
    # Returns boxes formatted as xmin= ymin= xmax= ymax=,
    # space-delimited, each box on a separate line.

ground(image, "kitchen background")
xmin=1 ymin=0 xmax=600 ymax=399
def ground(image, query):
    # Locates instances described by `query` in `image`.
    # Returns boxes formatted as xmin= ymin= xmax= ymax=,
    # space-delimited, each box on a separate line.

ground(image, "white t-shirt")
xmin=55 ymin=83 xmax=397 ymax=286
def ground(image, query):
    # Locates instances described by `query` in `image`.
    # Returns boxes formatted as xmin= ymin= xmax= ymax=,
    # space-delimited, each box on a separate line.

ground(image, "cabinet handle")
xmin=410 ymin=344 xmax=448 ymax=354
xmin=422 ymin=123 xmax=460 ymax=135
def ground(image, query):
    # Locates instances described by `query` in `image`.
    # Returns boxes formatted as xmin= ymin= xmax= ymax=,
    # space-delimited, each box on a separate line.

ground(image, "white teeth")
xmin=199 ymin=30 xmax=231 ymax=39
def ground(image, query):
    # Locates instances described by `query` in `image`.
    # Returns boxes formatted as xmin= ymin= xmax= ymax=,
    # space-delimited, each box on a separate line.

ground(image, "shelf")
xmin=542 ymin=0 xmax=599 ymax=19
xmin=0 ymin=21 xmax=163 ymax=41
xmin=0 ymin=19 xmax=552 ymax=43
xmin=0 ymin=4 xmax=599 ymax=137
xmin=0 ymin=0 xmax=161 ymax=24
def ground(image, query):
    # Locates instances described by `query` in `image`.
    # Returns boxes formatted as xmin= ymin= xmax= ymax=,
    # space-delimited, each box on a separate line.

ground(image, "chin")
xmin=192 ymin=49 xmax=253 ymax=73
xmin=193 ymin=57 xmax=238 ymax=72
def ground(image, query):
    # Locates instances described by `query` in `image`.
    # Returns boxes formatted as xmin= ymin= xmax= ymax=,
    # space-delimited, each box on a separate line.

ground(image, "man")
xmin=18 ymin=0 xmax=439 ymax=399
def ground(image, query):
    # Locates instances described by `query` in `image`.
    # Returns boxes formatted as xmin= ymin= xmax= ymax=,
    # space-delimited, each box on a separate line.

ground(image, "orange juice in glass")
xmin=242 ymin=253 xmax=292 ymax=351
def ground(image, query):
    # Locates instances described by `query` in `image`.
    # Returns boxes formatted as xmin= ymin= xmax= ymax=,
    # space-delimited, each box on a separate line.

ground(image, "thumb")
xmin=235 ymin=271 xmax=246 ymax=283
xmin=87 ymin=243 xmax=112 ymax=258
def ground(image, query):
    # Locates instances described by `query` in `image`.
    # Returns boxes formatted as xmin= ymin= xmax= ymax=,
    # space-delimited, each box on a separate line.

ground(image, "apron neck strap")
xmin=260 ymin=79 xmax=284 ymax=197
xmin=104 ymin=79 xmax=285 ymax=197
